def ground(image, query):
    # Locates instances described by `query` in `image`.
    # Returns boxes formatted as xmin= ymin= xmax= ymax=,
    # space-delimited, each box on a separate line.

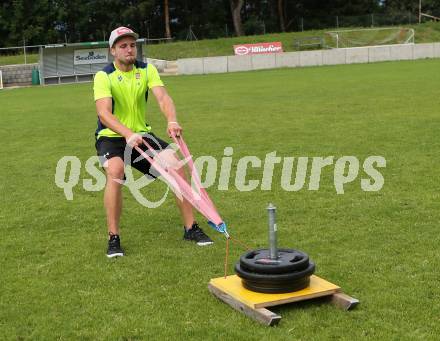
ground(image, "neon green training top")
xmin=93 ymin=61 xmax=164 ymax=138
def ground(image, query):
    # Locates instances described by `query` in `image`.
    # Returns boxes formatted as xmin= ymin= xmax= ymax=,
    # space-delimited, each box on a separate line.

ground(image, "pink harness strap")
xmin=171 ymin=136 xmax=215 ymax=206
xmin=133 ymin=135 xmax=227 ymax=237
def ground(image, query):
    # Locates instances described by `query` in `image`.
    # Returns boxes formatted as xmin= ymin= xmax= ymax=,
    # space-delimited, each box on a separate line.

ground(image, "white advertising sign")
xmin=74 ymin=48 xmax=108 ymax=65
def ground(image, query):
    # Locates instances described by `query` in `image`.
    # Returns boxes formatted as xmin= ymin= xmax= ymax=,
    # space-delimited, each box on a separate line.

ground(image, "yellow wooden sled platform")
xmin=208 ymin=274 xmax=358 ymax=326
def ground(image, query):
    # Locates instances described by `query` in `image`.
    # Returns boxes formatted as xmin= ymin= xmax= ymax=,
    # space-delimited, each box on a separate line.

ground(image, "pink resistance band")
xmin=133 ymin=135 xmax=229 ymax=238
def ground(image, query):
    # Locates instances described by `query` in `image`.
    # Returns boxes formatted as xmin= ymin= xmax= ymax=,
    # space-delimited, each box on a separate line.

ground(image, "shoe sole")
xmin=184 ymin=238 xmax=214 ymax=246
xmin=107 ymin=252 xmax=124 ymax=258
xmin=197 ymin=241 xmax=214 ymax=246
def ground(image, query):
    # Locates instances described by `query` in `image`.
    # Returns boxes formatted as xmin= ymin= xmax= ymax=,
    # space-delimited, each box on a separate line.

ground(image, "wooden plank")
xmin=330 ymin=292 xmax=359 ymax=311
xmin=208 ymin=283 xmax=281 ymax=326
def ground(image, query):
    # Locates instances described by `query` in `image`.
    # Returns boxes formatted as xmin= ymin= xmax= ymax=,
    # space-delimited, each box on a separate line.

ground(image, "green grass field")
xmin=1 ymin=59 xmax=440 ymax=340
xmin=0 ymin=53 xmax=39 ymax=66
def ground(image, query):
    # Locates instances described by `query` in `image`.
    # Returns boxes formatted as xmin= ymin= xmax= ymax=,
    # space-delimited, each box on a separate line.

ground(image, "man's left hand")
xmin=167 ymin=121 xmax=182 ymax=137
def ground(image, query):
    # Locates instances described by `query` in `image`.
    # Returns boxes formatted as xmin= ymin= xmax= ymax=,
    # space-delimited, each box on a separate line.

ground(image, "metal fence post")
xmin=23 ymin=38 xmax=27 ymax=64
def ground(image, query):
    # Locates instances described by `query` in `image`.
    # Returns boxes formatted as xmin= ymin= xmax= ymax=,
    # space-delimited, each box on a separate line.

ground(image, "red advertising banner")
xmin=233 ymin=42 xmax=283 ymax=56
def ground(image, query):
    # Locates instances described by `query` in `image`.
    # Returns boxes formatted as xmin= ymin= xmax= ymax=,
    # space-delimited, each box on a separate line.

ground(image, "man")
xmin=94 ymin=26 xmax=213 ymax=258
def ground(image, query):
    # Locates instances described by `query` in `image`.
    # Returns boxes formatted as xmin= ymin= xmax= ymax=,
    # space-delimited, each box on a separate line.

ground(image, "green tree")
xmin=0 ymin=0 xmax=59 ymax=46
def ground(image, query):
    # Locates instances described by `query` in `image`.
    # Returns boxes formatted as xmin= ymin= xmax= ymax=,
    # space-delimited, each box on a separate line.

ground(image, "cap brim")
xmin=111 ymin=32 xmax=139 ymax=46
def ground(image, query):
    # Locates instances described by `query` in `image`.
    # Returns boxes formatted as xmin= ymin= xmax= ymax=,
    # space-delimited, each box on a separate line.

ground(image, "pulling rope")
xmin=224 ymin=237 xmax=229 ymax=278
xmin=229 ymin=236 xmax=252 ymax=251
xmin=223 ymin=235 xmax=253 ymax=278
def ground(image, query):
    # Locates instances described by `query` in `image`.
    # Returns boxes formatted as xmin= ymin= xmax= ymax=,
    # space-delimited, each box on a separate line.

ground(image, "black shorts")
xmin=95 ymin=132 xmax=170 ymax=178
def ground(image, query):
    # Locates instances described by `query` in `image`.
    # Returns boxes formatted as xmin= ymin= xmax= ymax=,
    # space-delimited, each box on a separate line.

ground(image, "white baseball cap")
xmin=109 ymin=26 xmax=139 ymax=47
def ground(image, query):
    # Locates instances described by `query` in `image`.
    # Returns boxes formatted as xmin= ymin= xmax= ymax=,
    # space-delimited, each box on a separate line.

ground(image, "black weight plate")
xmin=235 ymin=261 xmax=315 ymax=282
xmin=241 ymin=275 xmax=310 ymax=293
xmin=239 ymin=248 xmax=310 ymax=274
xmin=235 ymin=262 xmax=315 ymax=293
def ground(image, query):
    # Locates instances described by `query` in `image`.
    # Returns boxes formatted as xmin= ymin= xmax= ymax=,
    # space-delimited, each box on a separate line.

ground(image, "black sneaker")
xmin=183 ymin=223 xmax=213 ymax=246
xmin=107 ymin=235 xmax=124 ymax=258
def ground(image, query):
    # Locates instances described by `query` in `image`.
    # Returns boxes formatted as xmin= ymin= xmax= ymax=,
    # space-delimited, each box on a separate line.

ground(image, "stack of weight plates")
xmin=234 ymin=248 xmax=315 ymax=293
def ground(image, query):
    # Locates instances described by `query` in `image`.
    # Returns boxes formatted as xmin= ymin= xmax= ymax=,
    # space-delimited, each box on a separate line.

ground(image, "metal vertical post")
xmin=267 ymin=203 xmax=278 ymax=260
xmin=23 ymin=38 xmax=27 ymax=64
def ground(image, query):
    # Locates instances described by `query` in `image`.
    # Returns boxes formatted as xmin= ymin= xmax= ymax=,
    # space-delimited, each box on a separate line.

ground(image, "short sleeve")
xmin=146 ymin=64 xmax=164 ymax=89
xmin=94 ymin=71 xmax=112 ymax=101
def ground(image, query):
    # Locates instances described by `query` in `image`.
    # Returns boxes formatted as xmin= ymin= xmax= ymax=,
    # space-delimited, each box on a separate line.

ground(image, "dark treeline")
xmin=1 ymin=0 xmax=440 ymax=47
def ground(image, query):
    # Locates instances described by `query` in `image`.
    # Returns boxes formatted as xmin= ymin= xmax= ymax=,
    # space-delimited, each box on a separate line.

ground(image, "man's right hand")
xmin=126 ymin=132 xmax=144 ymax=148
